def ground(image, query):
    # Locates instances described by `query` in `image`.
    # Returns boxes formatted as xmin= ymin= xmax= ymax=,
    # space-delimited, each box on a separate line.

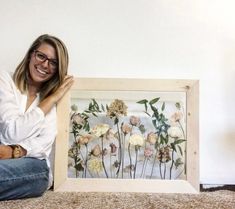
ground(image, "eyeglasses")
xmin=34 ymin=50 xmax=58 ymax=70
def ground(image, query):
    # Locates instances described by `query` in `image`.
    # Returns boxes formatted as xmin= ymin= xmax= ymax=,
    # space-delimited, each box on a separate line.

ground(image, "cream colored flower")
xmin=147 ymin=132 xmax=158 ymax=145
xmin=91 ymin=124 xmax=110 ymax=137
xmin=170 ymin=111 xmax=183 ymax=123
xmin=129 ymin=134 xmax=144 ymax=146
xmin=105 ymin=128 xmax=116 ymax=140
xmin=107 ymin=99 xmax=128 ymax=118
xmin=88 ymin=158 xmax=103 ymax=173
xmin=91 ymin=144 xmax=102 ymax=157
xmin=168 ymin=126 xmax=182 ymax=138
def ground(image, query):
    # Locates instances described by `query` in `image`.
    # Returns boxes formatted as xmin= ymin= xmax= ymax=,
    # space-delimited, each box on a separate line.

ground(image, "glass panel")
xmin=68 ymin=90 xmax=186 ymax=180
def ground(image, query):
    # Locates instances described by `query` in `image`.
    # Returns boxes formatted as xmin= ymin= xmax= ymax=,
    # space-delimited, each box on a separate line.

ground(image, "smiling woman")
xmin=0 ymin=34 xmax=74 ymax=200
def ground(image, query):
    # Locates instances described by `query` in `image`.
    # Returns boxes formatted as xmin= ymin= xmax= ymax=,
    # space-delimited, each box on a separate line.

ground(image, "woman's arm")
xmin=0 ymin=71 xmax=73 ymax=143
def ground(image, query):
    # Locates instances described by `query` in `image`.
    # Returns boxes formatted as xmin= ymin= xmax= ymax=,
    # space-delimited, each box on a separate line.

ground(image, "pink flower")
xmin=121 ymin=124 xmax=132 ymax=135
xmin=110 ymin=143 xmax=117 ymax=154
xmin=144 ymin=148 xmax=153 ymax=158
xmin=78 ymin=134 xmax=92 ymax=145
xmin=171 ymin=111 xmax=183 ymax=122
xmin=71 ymin=113 xmax=84 ymax=125
xmin=130 ymin=116 xmax=140 ymax=126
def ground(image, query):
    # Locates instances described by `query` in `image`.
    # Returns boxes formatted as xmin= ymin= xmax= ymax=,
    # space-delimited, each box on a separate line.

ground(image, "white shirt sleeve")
xmin=18 ymin=107 xmax=57 ymax=159
xmin=0 ymin=70 xmax=45 ymax=143
xmin=0 ymin=70 xmax=58 ymax=160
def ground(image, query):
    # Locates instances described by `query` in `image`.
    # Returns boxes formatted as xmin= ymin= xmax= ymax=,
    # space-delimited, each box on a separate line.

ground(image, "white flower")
xmin=91 ymin=124 xmax=110 ymax=137
xmin=129 ymin=134 xmax=144 ymax=146
xmin=168 ymin=126 xmax=182 ymax=138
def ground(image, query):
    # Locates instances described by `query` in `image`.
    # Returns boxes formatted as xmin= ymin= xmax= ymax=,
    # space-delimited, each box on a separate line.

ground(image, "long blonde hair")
xmin=13 ymin=34 xmax=69 ymax=100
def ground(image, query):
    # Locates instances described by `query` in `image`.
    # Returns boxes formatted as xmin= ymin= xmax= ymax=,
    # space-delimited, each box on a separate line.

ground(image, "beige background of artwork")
xmin=54 ymin=78 xmax=199 ymax=193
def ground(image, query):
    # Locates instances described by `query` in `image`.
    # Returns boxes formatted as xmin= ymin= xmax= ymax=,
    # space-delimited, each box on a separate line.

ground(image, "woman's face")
xmin=28 ymin=43 xmax=58 ymax=87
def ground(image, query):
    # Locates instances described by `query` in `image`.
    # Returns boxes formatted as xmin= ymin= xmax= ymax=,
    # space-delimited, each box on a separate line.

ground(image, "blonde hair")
xmin=13 ymin=34 xmax=69 ymax=100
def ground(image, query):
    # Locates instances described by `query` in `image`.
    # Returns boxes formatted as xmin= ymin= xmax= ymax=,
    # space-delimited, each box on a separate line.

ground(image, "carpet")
xmin=0 ymin=190 xmax=234 ymax=209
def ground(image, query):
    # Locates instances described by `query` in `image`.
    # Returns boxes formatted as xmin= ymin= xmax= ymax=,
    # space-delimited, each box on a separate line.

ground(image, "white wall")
xmin=1 ymin=0 xmax=235 ymax=184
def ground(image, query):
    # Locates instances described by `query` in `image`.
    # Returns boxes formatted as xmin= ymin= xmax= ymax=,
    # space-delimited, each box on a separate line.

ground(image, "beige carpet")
xmin=0 ymin=190 xmax=234 ymax=209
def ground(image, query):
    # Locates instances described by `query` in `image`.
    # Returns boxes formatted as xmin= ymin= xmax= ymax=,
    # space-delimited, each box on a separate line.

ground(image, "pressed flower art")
xmin=68 ymin=93 xmax=186 ymax=180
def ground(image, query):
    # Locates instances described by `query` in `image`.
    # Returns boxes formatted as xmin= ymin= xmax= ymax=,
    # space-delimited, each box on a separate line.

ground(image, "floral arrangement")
xmin=68 ymin=97 xmax=186 ymax=180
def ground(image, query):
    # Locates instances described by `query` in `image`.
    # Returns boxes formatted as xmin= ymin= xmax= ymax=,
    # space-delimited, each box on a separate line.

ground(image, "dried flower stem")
xmin=121 ymin=134 xmax=126 ymax=178
xmin=169 ymin=149 xmax=174 ymax=179
xmin=178 ymin=120 xmax=187 ymax=176
xmin=159 ymin=162 xmax=163 ymax=179
xmin=128 ymin=143 xmax=132 ymax=178
xmin=134 ymin=146 xmax=138 ymax=179
xmin=115 ymin=122 xmax=122 ymax=178
xmin=101 ymin=136 xmax=109 ymax=178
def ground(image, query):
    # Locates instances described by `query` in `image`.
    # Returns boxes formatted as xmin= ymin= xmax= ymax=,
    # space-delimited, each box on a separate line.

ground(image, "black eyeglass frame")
xmin=33 ymin=50 xmax=58 ymax=70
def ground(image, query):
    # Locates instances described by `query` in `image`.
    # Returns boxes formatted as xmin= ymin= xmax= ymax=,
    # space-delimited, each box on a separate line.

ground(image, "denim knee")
xmin=0 ymin=158 xmax=49 ymax=200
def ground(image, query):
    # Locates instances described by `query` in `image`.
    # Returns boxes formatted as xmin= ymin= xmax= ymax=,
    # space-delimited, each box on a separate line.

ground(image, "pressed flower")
xmin=71 ymin=104 xmax=78 ymax=112
xmin=130 ymin=116 xmax=140 ymax=126
xmin=110 ymin=143 xmax=117 ymax=154
xmin=91 ymin=124 xmax=110 ymax=137
xmin=79 ymin=134 xmax=92 ymax=145
xmin=121 ymin=123 xmax=132 ymax=135
xmin=91 ymin=144 xmax=102 ymax=157
xmin=88 ymin=158 xmax=103 ymax=173
xmin=129 ymin=134 xmax=144 ymax=146
xmin=107 ymin=99 xmax=127 ymax=118
xmin=168 ymin=126 xmax=182 ymax=138
xmin=144 ymin=147 xmax=153 ymax=158
xmin=147 ymin=132 xmax=158 ymax=145
xmin=170 ymin=111 xmax=183 ymax=122
xmin=71 ymin=113 xmax=84 ymax=125
xmin=105 ymin=128 xmax=116 ymax=140
xmin=157 ymin=146 xmax=171 ymax=163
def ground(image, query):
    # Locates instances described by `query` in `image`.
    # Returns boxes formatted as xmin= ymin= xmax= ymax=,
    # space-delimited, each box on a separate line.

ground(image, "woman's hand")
xmin=50 ymin=75 xmax=74 ymax=104
xmin=38 ymin=75 xmax=74 ymax=115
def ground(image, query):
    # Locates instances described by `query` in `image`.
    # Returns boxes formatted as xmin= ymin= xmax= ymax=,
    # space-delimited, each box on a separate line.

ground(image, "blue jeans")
xmin=0 ymin=157 xmax=49 ymax=200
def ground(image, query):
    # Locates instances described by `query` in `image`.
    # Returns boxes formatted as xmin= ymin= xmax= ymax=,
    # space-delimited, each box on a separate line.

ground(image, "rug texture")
xmin=0 ymin=190 xmax=234 ymax=209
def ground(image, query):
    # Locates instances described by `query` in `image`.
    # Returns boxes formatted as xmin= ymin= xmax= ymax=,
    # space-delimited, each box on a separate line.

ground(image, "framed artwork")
xmin=54 ymin=78 xmax=199 ymax=193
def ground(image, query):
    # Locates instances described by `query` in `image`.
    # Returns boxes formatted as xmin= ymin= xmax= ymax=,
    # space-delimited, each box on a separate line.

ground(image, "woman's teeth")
xmin=37 ymin=68 xmax=47 ymax=75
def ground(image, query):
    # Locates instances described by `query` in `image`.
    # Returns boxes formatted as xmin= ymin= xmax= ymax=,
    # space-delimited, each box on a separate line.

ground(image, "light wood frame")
xmin=54 ymin=78 xmax=199 ymax=193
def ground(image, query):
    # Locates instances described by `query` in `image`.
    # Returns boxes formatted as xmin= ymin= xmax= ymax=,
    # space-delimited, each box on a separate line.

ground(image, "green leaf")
xmin=144 ymin=103 xmax=148 ymax=112
xmin=161 ymin=102 xmax=165 ymax=111
xmin=149 ymin=97 xmax=160 ymax=105
xmin=144 ymin=111 xmax=151 ymax=116
xmin=114 ymin=117 xmax=119 ymax=125
xmin=177 ymin=145 xmax=183 ymax=156
xmin=170 ymin=143 xmax=176 ymax=152
xmin=152 ymin=120 xmax=157 ymax=128
xmin=137 ymin=99 xmax=148 ymax=104
xmin=74 ymin=163 xmax=84 ymax=171
xmin=174 ymin=158 xmax=183 ymax=169
xmin=175 ymin=139 xmax=186 ymax=145
xmin=175 ymin=102 xmax=181 ymax=110
xmin=101 ymin=104 xmax=105 ymax=112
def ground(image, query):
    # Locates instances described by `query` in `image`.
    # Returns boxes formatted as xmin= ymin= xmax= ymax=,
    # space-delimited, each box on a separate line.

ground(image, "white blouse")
xmin=0 ymin=70 xmax=57 ymax=188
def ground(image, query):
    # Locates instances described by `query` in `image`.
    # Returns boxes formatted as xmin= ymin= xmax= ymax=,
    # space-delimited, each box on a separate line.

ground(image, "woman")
xmin=0 ymin=34 xmax=74 ymax=200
